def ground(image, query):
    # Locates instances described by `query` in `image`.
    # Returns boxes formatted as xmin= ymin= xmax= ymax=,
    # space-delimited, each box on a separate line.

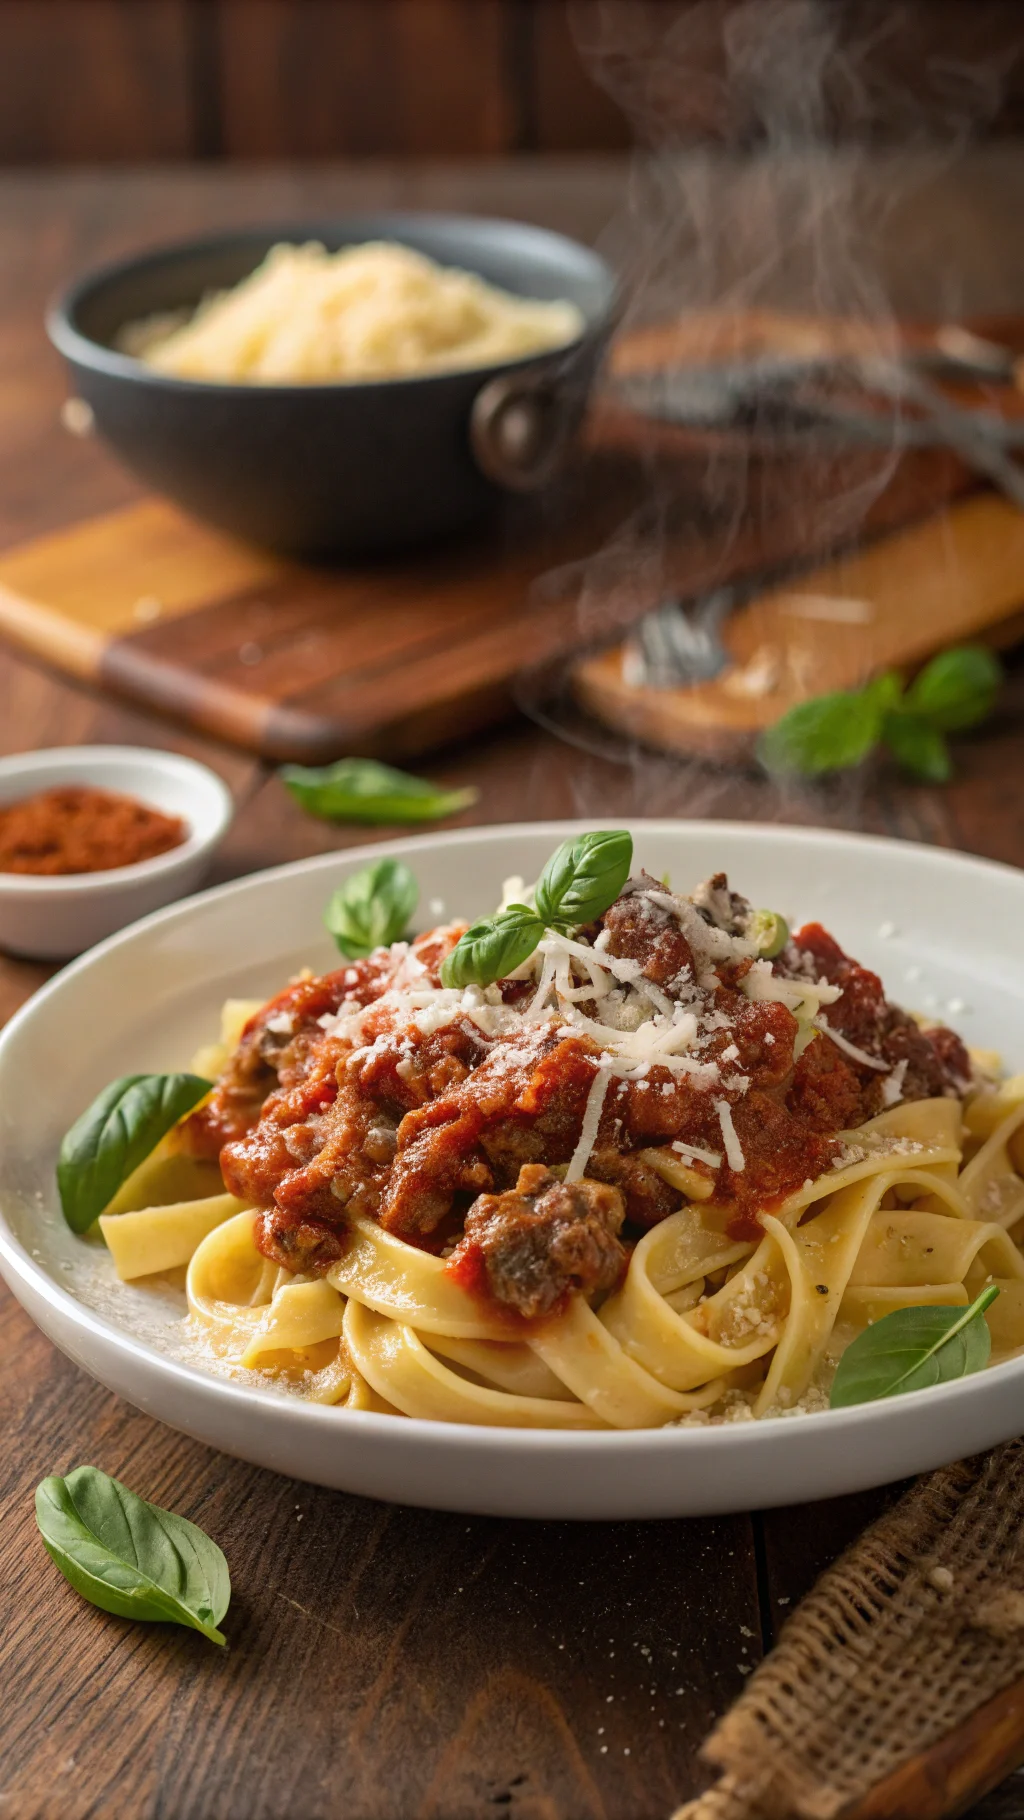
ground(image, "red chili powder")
xmin=0 ymin=784 xmax=188 ymax=876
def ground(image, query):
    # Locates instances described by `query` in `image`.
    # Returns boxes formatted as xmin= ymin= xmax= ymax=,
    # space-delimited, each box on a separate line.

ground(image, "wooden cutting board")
xmin=574 ymin=490 xmax=1024 ymax=762
xmin=0 ymin=418 xmax=975 ymax=764
xmin=4 ymin=289 xmax=1012 ymax=768
xmin=573 ymin=308 xmax=1024 ymax=761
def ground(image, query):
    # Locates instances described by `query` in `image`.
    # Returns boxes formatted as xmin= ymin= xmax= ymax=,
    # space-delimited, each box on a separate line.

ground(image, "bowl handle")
xmin=470 ymin=364 xmax=584 ymax=492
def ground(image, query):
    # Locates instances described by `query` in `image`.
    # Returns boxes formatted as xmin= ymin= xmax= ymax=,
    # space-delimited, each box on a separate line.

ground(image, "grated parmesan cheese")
xmin=714 ymin=1099 xmax=746 ymax=1172
xmin=265 ymin=1012 xmax=295 ymax=1036
xmin=743 ymin=959 xmax=842 ymax=1015
xmin=566 ymin=1063 xmax=614 ymax=1182
xmin=813 ymin=1018 xmax=890 ymax=1071
xmin=880 ymin=1058 xmax=909 ymax=1107
xmin=306 ymin=871 xmax=895 ymax=1204
xmin=672 ymin=1139 xmax=723 ymax=1167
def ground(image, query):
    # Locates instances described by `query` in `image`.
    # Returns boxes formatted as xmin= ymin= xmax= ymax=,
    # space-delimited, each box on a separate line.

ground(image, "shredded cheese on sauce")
xmin=672 ymin=1139 xmax=723 ymax=1167
xmin=565 ymin=1063 xmax=614 ymax=1182
xmin=714 ymin=1099 xmax=747 ymax=1172
xmin=813 ymin=1017 xmax=891 ymax=1071
xmin=880 ymin=1057 xmax=909 ymax=1107
xmin=314 ymin=880 xmax=907 ymax=1186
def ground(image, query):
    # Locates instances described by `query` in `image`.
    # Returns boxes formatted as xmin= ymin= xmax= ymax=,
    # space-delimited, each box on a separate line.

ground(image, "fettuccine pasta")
xmin=95 ymin=860 xmax=1024 ymax=1427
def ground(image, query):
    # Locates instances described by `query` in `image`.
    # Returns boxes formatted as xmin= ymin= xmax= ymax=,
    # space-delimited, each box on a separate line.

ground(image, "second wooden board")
xmin=574 ymin=493 xmax=1024 ymax=761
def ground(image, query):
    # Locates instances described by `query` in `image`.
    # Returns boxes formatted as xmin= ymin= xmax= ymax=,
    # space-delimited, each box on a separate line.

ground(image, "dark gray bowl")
xmin=47 ymin=213 xmax=617 ymax=558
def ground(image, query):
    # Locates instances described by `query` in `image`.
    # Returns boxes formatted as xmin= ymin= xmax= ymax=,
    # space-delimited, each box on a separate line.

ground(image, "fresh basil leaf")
xmin=905 ymin=645 xmax=1002 ymax=732
xmin=757 ymin=678 xmax=896 ymax=776
xmin=829 ymin=1285 xmax=998 ymax=1409
xmin=57 ymin=1073 xmax=211 ymax=1234
xmin=324 ymin=858 xmax=418 ymax=959
xmin=440 ymin=905 xmax=543 ymax=989
xmin=863 ymin=671 xmax=905 ymax=714
xmin=534 ymin=831 xmax=634 ymax=930
xmin=281 ymin=757 xmax=478 ymax=825
xmin=882 ymin=712 xmax=951 ymax=782
xmin=35 ymin=1466 xmax=230 ymax=1645
xmin=440 ymin=831 xmax=633 ymax=988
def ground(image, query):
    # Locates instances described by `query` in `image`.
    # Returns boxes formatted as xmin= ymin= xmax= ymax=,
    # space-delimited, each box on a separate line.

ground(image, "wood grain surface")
xmin=4 ymin=0 xmax=1024 ymax=166
xmin=217 ymin=0 xmax=517 ymax=159
xmin=1 ymin=157 xmax=1023 ymax=1820
xmin=0 ymin=424 xmax=976 ymax=764
xmin=576 ymin=491 xmax=1024 ymax=760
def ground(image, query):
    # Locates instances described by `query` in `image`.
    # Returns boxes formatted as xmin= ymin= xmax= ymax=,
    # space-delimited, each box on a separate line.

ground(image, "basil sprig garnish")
xmin=829 ymin=1285 xmax=999 ymax=1409
xmin=324 ymin=857 xmax=418 ymax=959
xmin=758 ymin=645 xmax=1002 ymax=783
xmin=534 ymin=830 xmax=634 ymax=929
xmin=36 ymin=1467 xmax=230 ymax=1646
xmin=440 ymin=904 xmax=544 ymax=990
xmin=57 ymin=1072 xmax=211 ymax=1234
xmin=441 ymin=830 xmax=633 ymax=989
xmin=281 ymin=756 xmax=477 ymax=825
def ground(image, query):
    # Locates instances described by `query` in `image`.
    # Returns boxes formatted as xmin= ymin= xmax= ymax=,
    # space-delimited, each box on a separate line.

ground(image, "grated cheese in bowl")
xmin=121 ymin=240 xmax=585 ymax=385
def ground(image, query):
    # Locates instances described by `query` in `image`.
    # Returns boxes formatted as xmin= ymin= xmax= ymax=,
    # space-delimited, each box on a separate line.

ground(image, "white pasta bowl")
xmin=0 ymin=820 xmax=1022 ymax=1519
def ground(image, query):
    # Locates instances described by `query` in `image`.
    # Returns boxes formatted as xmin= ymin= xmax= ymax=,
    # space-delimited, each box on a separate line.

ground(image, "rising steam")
xmin=517 ymin=0 xmax=1016 ymax=827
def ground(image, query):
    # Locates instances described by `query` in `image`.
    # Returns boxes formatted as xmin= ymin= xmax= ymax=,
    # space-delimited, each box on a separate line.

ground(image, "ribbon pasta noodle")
xmin=94 ymin=862 xmax=1024 ymax=1429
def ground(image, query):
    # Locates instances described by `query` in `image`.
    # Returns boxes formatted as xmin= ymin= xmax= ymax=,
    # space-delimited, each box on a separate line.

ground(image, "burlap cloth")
xmin=674 ymin=1438 xmax=1024 ymax=1820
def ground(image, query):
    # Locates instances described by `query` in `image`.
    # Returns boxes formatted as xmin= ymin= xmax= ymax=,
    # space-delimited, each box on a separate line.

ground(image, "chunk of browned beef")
xmin=601 ymin=873 xmax=696 ymax=990
xmin=585 ymin=1146 xmax=681 ymax=1227
xmin=376 ymin=1034 xmax=598 ymax=1239
xmin=458 ymin=1164 xmax=626 ymax=1320
xmin=255 ymin=1208 xmax=348 ymax=1275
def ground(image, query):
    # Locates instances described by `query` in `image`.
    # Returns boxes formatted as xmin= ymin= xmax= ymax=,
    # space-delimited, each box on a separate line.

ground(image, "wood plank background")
xmin=2 ymin=0 xmax=1024 ymax=166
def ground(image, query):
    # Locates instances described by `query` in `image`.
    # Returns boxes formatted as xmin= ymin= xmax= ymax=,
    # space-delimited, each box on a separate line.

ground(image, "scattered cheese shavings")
xmin=880 ymin=1058 xmax=909 ymax=1108
xmin=742 ymin=959 xmax=842 ymax=1014
xmin=566 ymin=1063 xmax=615 ymax=1183
xmin=813 ymin=1018 xmax=890 ymax=1071
xmin=832 ymin=1143 xmax=868 ymax=1169
xmin=672 ymin=1140 xmax=723 ymax=1167
xmin=306 ymin=872 xmax=898 ymax=1200
xmin=715 ymin=1099 xmax=746 ymax=1172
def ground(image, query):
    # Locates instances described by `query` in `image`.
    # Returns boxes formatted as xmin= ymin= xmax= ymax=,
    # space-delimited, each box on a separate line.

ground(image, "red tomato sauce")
xmin=186 ymin=891 xmax=971 ymax=1319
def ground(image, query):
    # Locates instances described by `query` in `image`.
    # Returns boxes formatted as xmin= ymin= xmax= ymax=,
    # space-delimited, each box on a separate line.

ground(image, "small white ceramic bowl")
xmin=0 ymin=746 xmax=233 ymax=960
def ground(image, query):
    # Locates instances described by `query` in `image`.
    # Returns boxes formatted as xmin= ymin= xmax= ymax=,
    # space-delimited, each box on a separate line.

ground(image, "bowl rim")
xmin=0 ymin=745 xmax=234 ymax=896
xmin=46 ymin=210 xmax=620 ymax=398
xmin=2 ymin=816 xmax=1024 ymax=1470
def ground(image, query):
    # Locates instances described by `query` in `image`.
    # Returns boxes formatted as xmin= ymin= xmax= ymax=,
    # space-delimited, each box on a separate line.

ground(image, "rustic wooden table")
xmin=2 ymin=157 xmax=1024 ymax=1820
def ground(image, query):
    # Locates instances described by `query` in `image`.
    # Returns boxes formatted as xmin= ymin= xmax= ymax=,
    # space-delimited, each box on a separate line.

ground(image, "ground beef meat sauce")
xmin=456 ymin=1165 xmax=626 ymax=1320
xmin=198 ymin=873 xmax=973 ymax=1315
xmin=786 ymin=923 xmax=971 ymax=1103
xmin=183 ymin=931 xmax=457 ymax=1161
